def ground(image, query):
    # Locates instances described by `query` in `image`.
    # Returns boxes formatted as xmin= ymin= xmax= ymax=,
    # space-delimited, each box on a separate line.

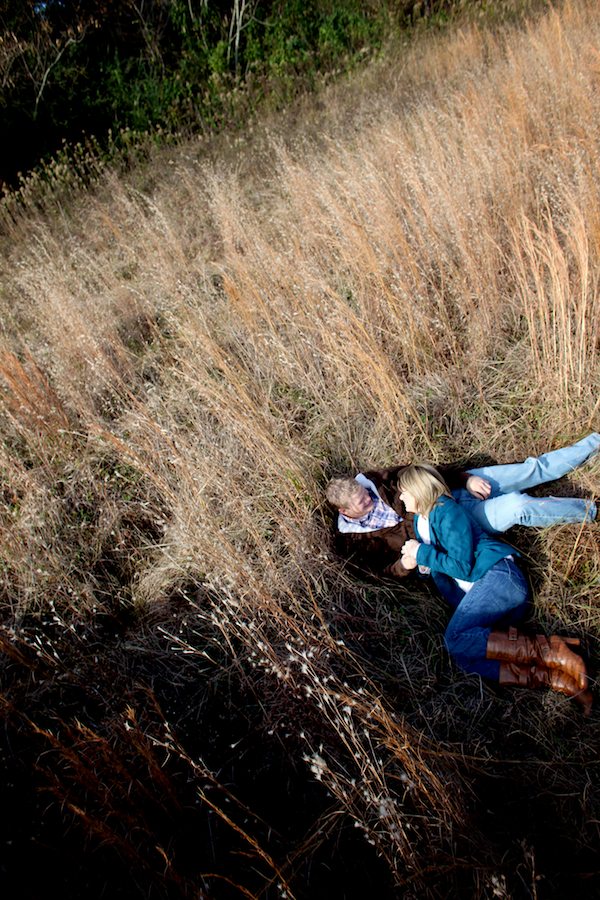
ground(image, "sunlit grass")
xmin=0 ymin=0 xmax=599 ymax=894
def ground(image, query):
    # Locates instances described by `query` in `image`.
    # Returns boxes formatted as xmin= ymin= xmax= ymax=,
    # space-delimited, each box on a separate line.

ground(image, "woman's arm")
xmin=413 ymin=501 xmax=476 ymax=580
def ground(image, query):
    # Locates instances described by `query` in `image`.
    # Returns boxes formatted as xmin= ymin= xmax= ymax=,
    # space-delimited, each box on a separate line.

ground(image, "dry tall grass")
xmin=1 ymin=1 xmax=599 ymax=895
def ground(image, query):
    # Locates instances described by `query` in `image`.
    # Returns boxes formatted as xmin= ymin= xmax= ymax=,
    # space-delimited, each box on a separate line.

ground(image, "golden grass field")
xmin=0 ymin=1 xmax=599 ymax=897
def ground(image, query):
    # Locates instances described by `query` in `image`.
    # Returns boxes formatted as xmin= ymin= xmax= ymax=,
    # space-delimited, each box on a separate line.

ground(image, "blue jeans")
xmin=438 ymin=558 xmax=531 ymax=680
xmin=453 ymin=432 xmax=599 ymax=533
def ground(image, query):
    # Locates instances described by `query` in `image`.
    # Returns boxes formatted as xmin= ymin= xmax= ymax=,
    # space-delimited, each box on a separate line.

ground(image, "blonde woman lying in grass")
xmin=326 ymin=436 xmax=599 ymax=713
xmin=395 ymin=463 xmax=592 ymax=714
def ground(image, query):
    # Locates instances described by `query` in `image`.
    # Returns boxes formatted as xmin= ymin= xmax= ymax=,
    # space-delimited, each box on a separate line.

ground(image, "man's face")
xmin=340 ymin=485 xmax=375 ymax=519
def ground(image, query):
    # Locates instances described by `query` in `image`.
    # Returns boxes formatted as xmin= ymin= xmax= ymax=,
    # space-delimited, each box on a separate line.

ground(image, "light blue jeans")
xmin=440 ymin=557 xmax=531 ymax=680
xmin=452 ymin=432 xmax=599 ymax=533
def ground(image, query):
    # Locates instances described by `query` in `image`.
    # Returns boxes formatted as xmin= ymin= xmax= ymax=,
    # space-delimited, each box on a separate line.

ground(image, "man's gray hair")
xmin=325 ymin=476 xmax=362 ymax=509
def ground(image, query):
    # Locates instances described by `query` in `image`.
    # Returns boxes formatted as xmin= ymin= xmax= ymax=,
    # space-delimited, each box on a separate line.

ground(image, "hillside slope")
xmin=0 ymin=1 xmax=599 ymax=897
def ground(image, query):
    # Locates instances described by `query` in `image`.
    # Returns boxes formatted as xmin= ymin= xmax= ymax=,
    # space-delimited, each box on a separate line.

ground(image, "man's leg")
xmin=467 ymin=432 xmax=599 ymax=493
xmin=455 ymin=490 xmax=596 ymax=533
xmin=454 ymin=432 xmax=599 ymax=532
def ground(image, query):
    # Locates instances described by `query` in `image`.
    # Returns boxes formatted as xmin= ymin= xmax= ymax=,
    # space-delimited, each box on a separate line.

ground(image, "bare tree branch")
xmin=33 ymin=34 xmax=79 ymax=118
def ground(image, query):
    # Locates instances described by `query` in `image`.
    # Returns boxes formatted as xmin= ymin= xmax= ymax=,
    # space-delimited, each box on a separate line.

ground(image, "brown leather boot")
xmin=499 ymin=662 xmax=593 ymax=716
xmin=487 ymin=627 xmax=588 ymax=691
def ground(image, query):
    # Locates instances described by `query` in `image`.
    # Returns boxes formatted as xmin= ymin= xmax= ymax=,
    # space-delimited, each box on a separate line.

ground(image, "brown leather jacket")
xmin=335 ymin=464 xmax=470 ymax=579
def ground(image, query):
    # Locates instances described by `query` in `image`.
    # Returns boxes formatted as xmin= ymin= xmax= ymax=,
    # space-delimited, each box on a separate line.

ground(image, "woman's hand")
xmin=401 ymin=539 xmax=420 ymax=569
xmin=465 ymin=475 xmax=492 ymax=500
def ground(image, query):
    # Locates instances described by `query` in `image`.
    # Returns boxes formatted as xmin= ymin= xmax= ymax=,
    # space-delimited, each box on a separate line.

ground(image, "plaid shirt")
xmin=338 ymin=484 xmax=403 ymax=534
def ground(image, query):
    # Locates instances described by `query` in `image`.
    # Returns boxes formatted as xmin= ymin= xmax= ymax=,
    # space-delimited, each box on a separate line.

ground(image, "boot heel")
xmin=574 ymin=688 xmax=593 ymax=718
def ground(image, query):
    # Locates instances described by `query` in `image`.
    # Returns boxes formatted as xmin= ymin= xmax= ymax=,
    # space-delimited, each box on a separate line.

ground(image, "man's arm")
xmin=366 ymin=464 xmax=490 ymax=503
xmin=335 ymin=528 xmax=413 ymax=580
xmin=435 ymin=465 xmax=471 ymax=490
xmin=384 ymin=556 xmax=413 ymax=578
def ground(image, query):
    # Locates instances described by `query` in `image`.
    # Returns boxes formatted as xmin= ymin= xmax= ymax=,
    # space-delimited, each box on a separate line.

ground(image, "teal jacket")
xmin=415 ymin=495 xmax=514 ymax=582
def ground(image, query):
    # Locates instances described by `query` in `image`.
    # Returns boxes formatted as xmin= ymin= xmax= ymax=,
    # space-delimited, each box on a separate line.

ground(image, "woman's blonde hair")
xmin=398 ymin=464 xmax=452 ymax=516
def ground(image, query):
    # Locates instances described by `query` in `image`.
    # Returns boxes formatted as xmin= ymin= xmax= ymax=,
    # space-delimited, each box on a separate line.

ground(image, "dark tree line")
xmin=1 ymin=0 xmax=420 ymax=188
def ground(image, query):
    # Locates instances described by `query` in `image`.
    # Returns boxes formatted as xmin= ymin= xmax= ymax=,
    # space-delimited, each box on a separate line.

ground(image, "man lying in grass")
xmin=325 ymin=433 xmax=599 ymax=711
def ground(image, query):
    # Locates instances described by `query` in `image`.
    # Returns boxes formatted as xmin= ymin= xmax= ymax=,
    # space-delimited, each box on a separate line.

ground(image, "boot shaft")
xmin=487 ymin=627 xmax=588 ymax=690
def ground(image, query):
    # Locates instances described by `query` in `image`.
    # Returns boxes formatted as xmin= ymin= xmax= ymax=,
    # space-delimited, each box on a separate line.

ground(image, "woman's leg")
xmin=443 ymin=559 xmax=530 ymax=679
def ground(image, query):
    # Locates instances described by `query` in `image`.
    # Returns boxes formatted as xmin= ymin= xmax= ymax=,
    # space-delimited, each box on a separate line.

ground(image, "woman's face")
xmin=399 ymin=488 xmax=418 ymax=514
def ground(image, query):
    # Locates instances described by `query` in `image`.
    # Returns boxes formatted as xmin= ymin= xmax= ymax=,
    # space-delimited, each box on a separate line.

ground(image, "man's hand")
xmin=466 ymin=475 xmax=492 ymax=500
xmin=401 ymin=539 xmax=420 ymax=569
